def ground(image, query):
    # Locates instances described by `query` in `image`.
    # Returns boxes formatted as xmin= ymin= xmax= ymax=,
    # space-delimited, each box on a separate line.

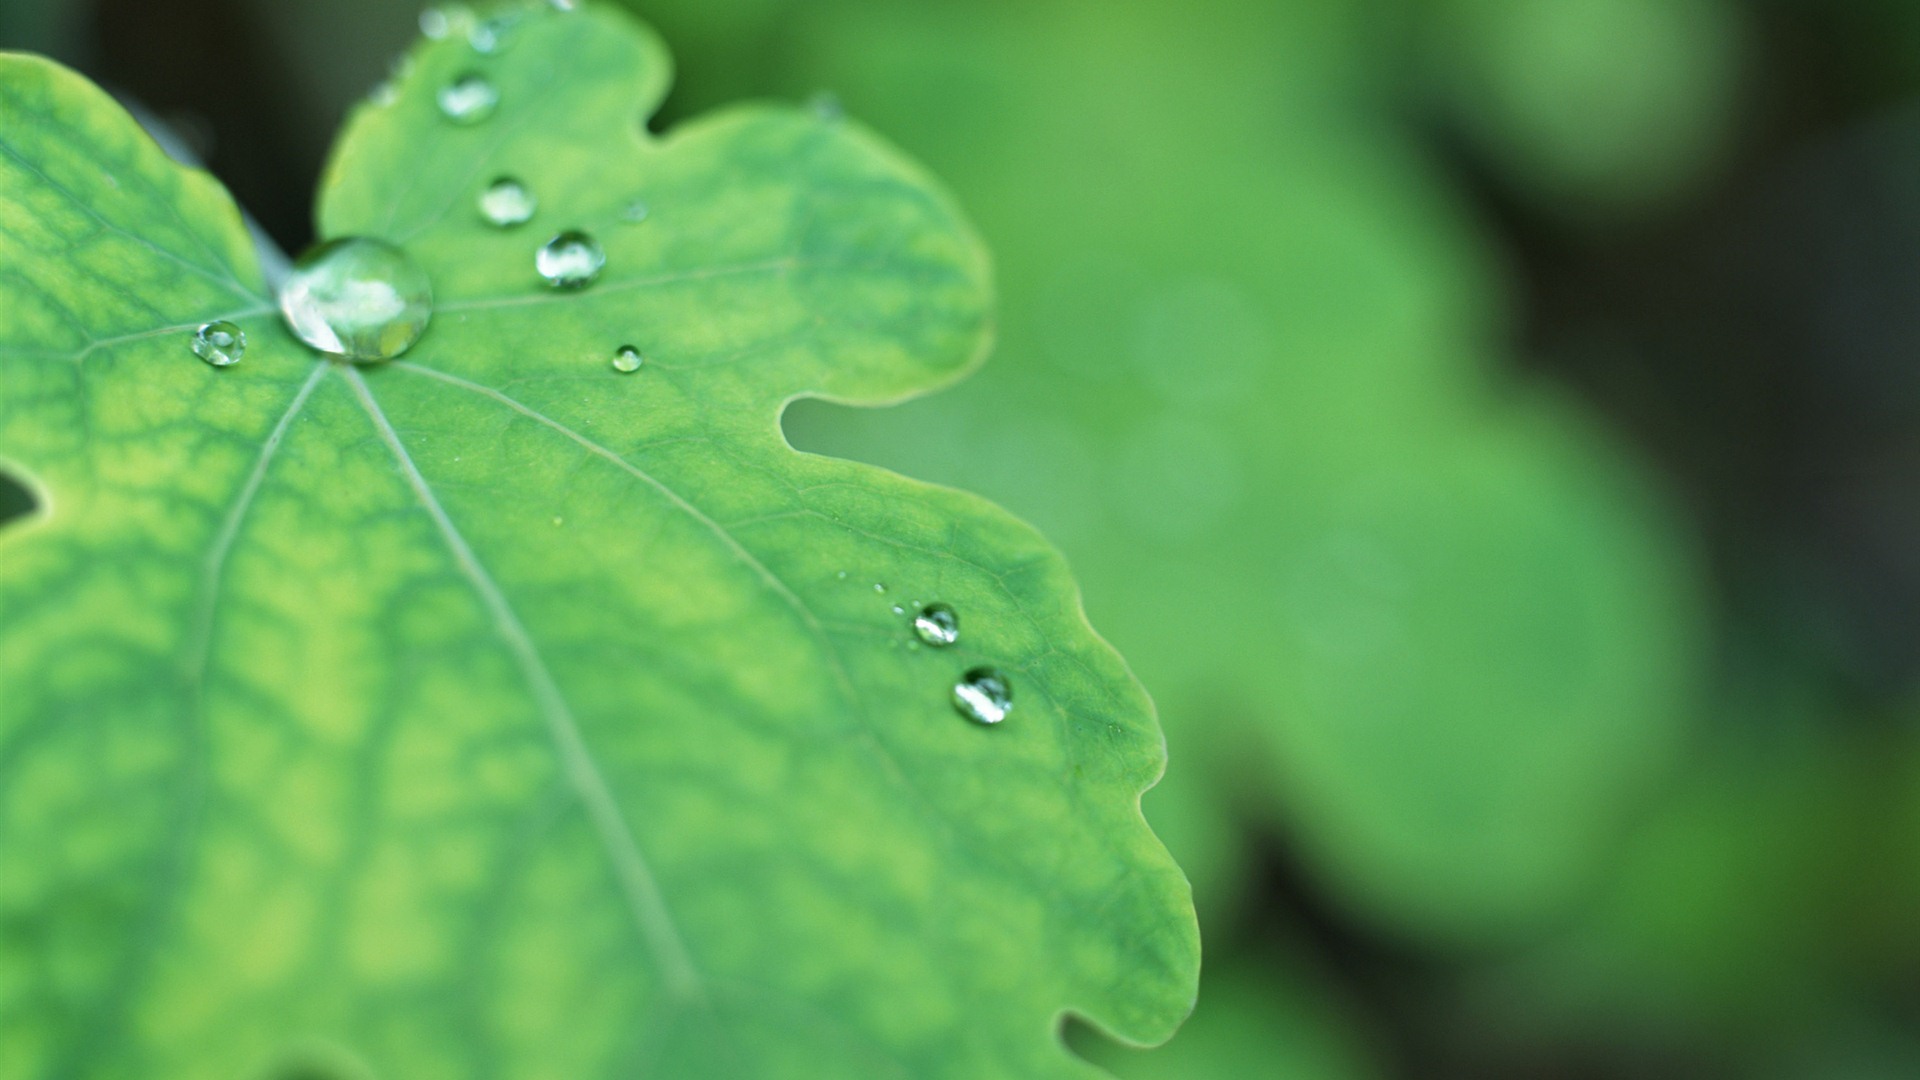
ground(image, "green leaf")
xmin=1071 ymin=952 xmax=1385 ymax=1080
xmin=754 ymin=0 xmax=1705 ymax=940
xmin=0 ymin=6 xmax=1197 ymax=1077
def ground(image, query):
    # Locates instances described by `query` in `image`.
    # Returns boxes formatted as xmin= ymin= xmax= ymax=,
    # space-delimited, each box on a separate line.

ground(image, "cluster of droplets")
xmin=195 ymin=4 xmax=657 ymax=376
xmin=423 ymin=6 xmax=655 ymax=362
xmin=836 ymin=574 xmax=1008 ymax=726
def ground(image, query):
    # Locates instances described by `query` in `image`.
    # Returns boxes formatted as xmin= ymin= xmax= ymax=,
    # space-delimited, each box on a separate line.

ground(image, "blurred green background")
xmin=8 ymin=0 xmax=1920 ymax=1075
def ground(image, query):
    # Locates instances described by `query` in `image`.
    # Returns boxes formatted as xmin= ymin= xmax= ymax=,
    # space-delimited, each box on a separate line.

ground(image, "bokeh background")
xmin=7 ymin=0 xmax=1920 ymax=1076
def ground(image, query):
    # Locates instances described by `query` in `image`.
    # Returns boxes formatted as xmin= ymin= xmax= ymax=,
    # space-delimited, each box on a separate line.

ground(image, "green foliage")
xmin=1420 ymin=0 xmax=1746 ymax=217
xmin=721 ymin=0 xmax=1705 ymax=943
xmin=0 ymin=6 xmax=1197 ymax=1076
xmin=1074 ymin=952 xmax=1384 ymax=1080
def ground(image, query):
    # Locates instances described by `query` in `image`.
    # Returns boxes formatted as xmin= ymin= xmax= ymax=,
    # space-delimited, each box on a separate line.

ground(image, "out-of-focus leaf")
xmin=1420 ymin=0 xmax=1747 ymax=218
xmin=742 ymin=0 xmax=1703 ymax=941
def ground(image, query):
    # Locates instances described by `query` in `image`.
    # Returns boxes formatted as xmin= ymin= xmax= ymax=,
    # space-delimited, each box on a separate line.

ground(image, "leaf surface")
xmin=0 ymin=7 xmax=1197 ymax=1077
xmin=754 ymin=0 xmax=1705 ymax=939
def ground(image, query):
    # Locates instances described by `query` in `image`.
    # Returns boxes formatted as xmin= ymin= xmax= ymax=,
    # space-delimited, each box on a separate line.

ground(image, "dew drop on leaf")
xmin=808 ymin=91 xmax=845 ymax=123
xmin=914 ymin=603 xmax=960 ymax=647
xmin=468 ymin=14 xmax=518 ymax=54
xmin=873 ymin=582 xmax=887 ymax=593
xmin=952 ymin=667 xmax=1011 ymax=725
xmin=612 ymin=345 xmax=643 ymax=373
xmin=478 ymin=176 xmax=537 ymax=227
xmin=419 ymin=6 xmax=456 ymax=39
xmin=621 ymin=199 xmax=650 ymax=223
xmin=536 ymin=231 xmax=605 ymax=289
xmin=279 ymin=238 xmax=434 ymax=362
xmin=191 ymin=321 xmax=245 ymax=367
xmin=437 ymin=73 xmax=499 ymax=124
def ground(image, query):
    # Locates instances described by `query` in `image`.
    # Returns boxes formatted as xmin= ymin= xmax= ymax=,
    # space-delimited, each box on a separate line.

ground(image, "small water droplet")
xmin=612 ymin=345 xmax=643 ymax=373
xmin=873 ymin=582 xmax=887 ymax=594
xmin=419 ymin=6 xmax=456 ymax=38
xmin=548 ymin=0 xmax=580 ymax=10
xmin=913 ymin=603 xmax=959 ymax=647
xmin=369 ymin=81 xmax=399 ymax=107
xmin=192 ymin=321 xmax=246 ymax=367
xmin=621 ymin=199 xmax=650 ymax=223
xmin=890 ymin=604 xmax=905 ymax=615
xmin=278 ymin=238 xmax=434 ymax=362
xmin=478 ymin=177 xmax=536 ymax=227
xmin=808 ymin=91 xmax=845 ymax=123
xmin=437 ymin=73 xmax=499 ymax=124
xmin=952 ymin=667 xmax=1011 ymax=725
xmin=836 ymin=570 xmax=849 ymax=580
xmin=536 ymin=231 xmax=605 ymax=289
xmin=469 ymin=9 xmax=526 ymax=53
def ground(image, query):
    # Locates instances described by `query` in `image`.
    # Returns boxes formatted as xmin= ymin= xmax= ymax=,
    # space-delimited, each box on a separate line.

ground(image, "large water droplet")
xmin=536 ymin=231 xmax=605 ymax=289
xmin=479 ymin=177 xmax=536 ymax=227
xmin=437 ymin=73 xmax=499 ymax=124
xmin=192 ymin=321 xmax=246 ymax=367
xmin=612 ymin=345 xmax=643 ymax=373
xmin=952 ymin=667 xmax=1012 ymax=726
xmin=279 ymin=238 xmax=434 ymax=362
xmin=913 ymin=603 xmax=959 ymax=647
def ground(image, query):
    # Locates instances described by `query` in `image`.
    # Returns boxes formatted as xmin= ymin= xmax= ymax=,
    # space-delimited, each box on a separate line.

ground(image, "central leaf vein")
xmin=344 ymin=364 xmax=705 ymax=999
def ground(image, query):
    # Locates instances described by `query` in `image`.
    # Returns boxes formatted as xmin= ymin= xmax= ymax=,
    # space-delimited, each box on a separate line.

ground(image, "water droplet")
xmin=419 ymin=6 xmax=455 ymax=38
xmin=369 ymin=80 xmax=399 ymax=107
xmin=468 ymin=10 xmax=524 ymax=53
xmin=437 ymin=73 xmax=498 ymax=124
xmin=890 ymin=604 xmax=905 ymax=615
xmin=808 ymin=91 xmax=845 ymax=123
xmin=913 ymin=603 xmax=959 ymax=647
xmin=873 ymin=582 xmax=887 ymax=593
xmin=192 ymin=321 xmax=246 ymax=367
xmin=278 ymin=238 xmax=434 ymax=362
xmin=612 ymin=345 xmax=643 ymax=373
xmin=548 ymin=0 xmax=579 ymax=10
xmin=836 ymin=570 xmax=849 ymax=580
xmin=621 ymin=199 xmax=650 ymax=223
xmin=536 ymin=231 xmax=605 ymax=289
xmin=952 ymin=667 xmax=1011 ymax=725
xmin=478 ymin=177 xmax=536 ymax=227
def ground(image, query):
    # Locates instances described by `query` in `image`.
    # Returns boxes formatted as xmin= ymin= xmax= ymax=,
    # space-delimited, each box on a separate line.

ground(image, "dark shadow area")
xmin=1440 ymin=1 xmax=1920 ymax=711
xmin=0 ymin=471 xmax=38 ymax=530
xmin=88 ymin=0 xmax=324 ymax=252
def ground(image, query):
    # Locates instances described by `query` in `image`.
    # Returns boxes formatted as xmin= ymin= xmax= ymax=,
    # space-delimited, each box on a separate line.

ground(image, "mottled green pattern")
xmin=0 ymin=6 xmax=1197 ymax=1077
